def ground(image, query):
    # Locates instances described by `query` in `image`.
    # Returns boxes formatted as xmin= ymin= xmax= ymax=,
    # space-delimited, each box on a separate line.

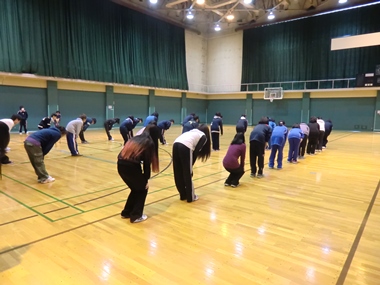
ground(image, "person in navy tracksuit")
xmin=182 ymin=113 xmax=195 ymax=126
xmin=79 ymin=117 xmax=97 ymax=143
xmin=268 ymin=121 xmax=288 ymax=169
xmin=182 ymin=115 xmax=199 ymax=133
xmin=287 ymin=124 xmax=304 ymax=163
xmin=143 ymin=112 xmax=159 ymax=127
xmin=157 ymin=119 xmax=174 ymax=145
xmin=104 ymin=118 xmax=120 ymax=141
xmin=119 ymin=116 xmax=143 ymax=145
xmin=236 ymin=115 xmax=248 ymax=134
xmin=210 ymin=112 xmax=223 ymax=151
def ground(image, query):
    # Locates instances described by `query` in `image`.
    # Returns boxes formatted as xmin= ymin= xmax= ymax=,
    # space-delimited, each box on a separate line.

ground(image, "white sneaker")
xmin=19 ymin=133 xmax=22 ymax=135
xmin=5 ymin=147 xmax=10 ymax=152
xmin=132 ymin=214 xmax=147 ymax=223
xmin=40 ymin=176 xmax=55 ymax=184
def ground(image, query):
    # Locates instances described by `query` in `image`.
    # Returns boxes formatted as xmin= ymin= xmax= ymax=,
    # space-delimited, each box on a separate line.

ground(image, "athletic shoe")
xmin=257 ymin=174 xmax=264 ymax=178
xmin=5 ymin=147 xmax=10 ymax=152
xmin=1 ymin=160 xmax=13 ymax=165
xmin=19 ymin=133 xmax=22 ymax=135
xmin=71 ymin=154 xmax=83 ymax=156
xmin=277 ymin=167 xmax=282 ymax=170
xmin=81 ymin=141 xmax=89 ymax=144
xmin=231 ymin=184 xmax=239 ymax=188
xmin=193 ymin=195 xmax=199 ymax=201
xmin=40 ymin=176 xmax=55 ymax=184
xmin=292 ymin=161 xmax=298 ymax=164
xmin=109 ymin=138 xmax=114 ymax=141
xmin=224 ymin=183 xmax=231 ymax=186
xmin=250 ymin=173 xmax=256 ymax=178
xmin=268 ymin=166 xmax=274 ymax=169
xmin=121 ymin=215 xmax=130 ymax=219
xmin=132 ymin=214 xmax=147 ymax=223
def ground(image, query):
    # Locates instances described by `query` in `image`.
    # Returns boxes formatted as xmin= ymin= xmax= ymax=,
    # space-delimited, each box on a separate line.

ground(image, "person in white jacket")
xmin=316 ymin=117 xmax=325 ymax=152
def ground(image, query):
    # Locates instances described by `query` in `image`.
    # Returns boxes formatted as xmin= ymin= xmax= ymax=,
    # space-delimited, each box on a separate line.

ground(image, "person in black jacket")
xmin=210 ymin=112 xmax=223 ymax=151
xmin=118 ymin=125 xmax=159 ymax=223
xmin=307 ymin=116 xmax=320 ymax=155
xmin=119 ymin=116 xmax=143 ymax=145
xmin=17 ymin=106 xmax=28 ymax=134
xmin=323 ymin=119 xmax=333 ymax=148
xmin=236 ymin=114 xmax=248 ymax=134
xmin=249 ymin=117 xmax=271 ymax=178
xmin=38 ymin=114 xmax=58 ymax=130
xmin=104 ymin=118 xmax=120 ymax=141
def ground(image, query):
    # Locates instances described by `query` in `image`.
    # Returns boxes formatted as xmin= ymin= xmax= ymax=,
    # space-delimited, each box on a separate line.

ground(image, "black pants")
xmin=79 ymin=130 xmax=86 ymax=142
xmin=236 ymin=126 xmax=245 ymax=134
xmin=104 ymin=123 xmax=112 ymax=140
xmin=159 ymin=128 xmax=166 ymax=144
xmin=250 ymin=140 xmax=265 ymax=175
xmin=117 ymin=160 xmax=148 ymax=222
xmin=317 ymin=131 xmax=325 ymax=150
xmin=307 ymin=134 xmax=318 ymax=154
xmin=19 ymin=120 xmax=27 ymax=133
xmin=120 ymin=126 xmax=132 ymax=145
xmin=299 ymin=134 xmax=308 ymax=157
xmin=323 ymin=131 xmax=331 ymax=147
xmin=172 ymin=143 xmax=195 ymax=202
xmin=224 ymin=166 xmax=245 ymax=186
xmin=211 ymin=132 xmax=220 ymax=150
xmin=0 ymin=122 xmax=10 ymax=164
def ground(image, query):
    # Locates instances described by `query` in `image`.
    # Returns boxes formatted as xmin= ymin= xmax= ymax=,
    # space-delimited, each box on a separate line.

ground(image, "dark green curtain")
xmin=0 ymin=0 xmax=188 ymax=90
xmin=242 ymin=3 xmax=380 ymax=84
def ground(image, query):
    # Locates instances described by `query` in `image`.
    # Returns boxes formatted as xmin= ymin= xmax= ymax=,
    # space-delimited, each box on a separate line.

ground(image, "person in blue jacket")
xmin=143 ymin=112 xmax=159 ymax=127
xmin=210 ymin=112 xmax=223 ymax=151
xmin=182 ymin=115 xmax=199 ymax=133
xmin=119 ymin=116 xmax=143 ymax=145
xmin=268 ymin=120 xmax=288 ymax=169
xmin=79 ymin=117 xmax=97 ymax=143
xmin=182 ymin=113 xmax=195 ymax=126
xmin=157 ymin=119 xmax=174 ymax=145
xmin=236 ymin=115 xmax=248 ymax=134
xmin=24 ymin=126 xmax=67 ymax=183
xmin=287 ymin=124 xmax=304 ymax=163
xmin=267 ymin=118 xmax=276 ymax=150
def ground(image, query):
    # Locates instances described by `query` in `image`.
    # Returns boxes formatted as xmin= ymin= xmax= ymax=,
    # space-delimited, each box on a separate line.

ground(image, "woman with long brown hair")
xmin=117 ymin=125 xmax=159 ymax=223
xmin=172 ymin=124 xmax=211 ymax=202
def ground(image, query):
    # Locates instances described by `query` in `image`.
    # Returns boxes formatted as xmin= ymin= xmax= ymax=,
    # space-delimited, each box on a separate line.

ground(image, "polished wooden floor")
xmin=0 ymin=126 xmax=379 ymax=284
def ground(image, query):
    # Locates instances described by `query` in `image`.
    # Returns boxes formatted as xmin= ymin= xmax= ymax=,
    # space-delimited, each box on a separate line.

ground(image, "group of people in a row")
xmin=220 ymin=115 xmax=333 ymax=189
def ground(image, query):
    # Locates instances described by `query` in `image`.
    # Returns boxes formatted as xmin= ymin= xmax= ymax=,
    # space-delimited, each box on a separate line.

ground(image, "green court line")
xmin=32 ymin=184 xmax=128 ymax=208
xmin=2 ymin=174 xmax=84 ymax=213
xmin=0 ymin=190 xmax=54 ymax=222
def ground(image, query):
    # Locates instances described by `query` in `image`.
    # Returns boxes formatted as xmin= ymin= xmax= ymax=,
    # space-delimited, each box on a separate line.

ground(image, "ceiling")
xmin=112 ymin=0 xmax=379 ymax=36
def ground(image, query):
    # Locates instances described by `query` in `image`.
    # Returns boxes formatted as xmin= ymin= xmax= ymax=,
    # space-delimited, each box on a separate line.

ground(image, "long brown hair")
xmin=120 ymin=132 xmax=159 ymax=173
xmin=197 ymin=124 xmax=211 ymax=162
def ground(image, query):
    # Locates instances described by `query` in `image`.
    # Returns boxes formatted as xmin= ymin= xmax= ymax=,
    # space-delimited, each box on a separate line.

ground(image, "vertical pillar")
xmin=47 ymin=81 xmax=59 ymax=115
xmin=181 ymin=92 xmax=187 ymax=123
xmin=301 ymin=92 xmax=310 ymax=123
xmin=246 ymin=93 xmax=253 ymax=126
xmin=106 ymin=86 xmax=114 ymax=119
xmin=374 ymin=91 xmax=380 ymax=131
xmin=148 ymin=89 xmax=155 ymax=115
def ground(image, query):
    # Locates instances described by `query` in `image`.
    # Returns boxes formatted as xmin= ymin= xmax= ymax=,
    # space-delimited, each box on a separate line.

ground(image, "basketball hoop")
xmin=269 ymin=94 xmax=275 ymax=103
xmin=264 ymin=87 xmax=283 ymax=102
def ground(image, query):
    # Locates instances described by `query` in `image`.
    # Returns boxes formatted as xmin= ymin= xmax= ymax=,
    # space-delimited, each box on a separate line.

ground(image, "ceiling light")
xmin=196 ymin=0 xmax=205 ymax=4
xmin=338 ymin=0 xmax=347 ymax=3
xmin=267 ymin=11 xmax=275 ymax=20
xmin=243 ymin=0 xmax=252 ymax=3
xmin=149 ymin=0 xmax=158 ymax=3
xmin=214 ymin=24 xmax=221 ymax=31
xmin=186 ymin=11 xmax=194 ymax=20
xmin=226 ymin=13 xmax=234 ymax=21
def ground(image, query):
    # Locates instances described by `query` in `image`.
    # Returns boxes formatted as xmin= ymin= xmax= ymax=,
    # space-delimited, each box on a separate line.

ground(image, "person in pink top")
xmin=222 ymin=133 xmax=246 ymax=188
